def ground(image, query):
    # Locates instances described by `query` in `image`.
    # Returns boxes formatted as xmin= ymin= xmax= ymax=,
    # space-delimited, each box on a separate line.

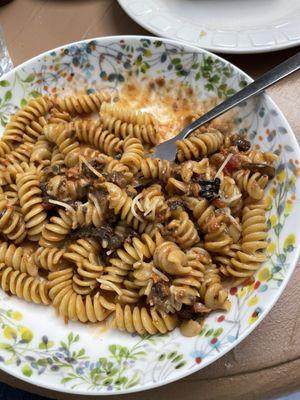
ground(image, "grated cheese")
xmin=88 ymin=193 xmax=102 ymax=218
xmin=131 ymin=193 xmax=144 ymax=222
xmin=79 ymin=155 xmax=104 ymax=179
xmin=97 ymin=278 xmax=123 ymax=296
xmin=48 ymin=199 xmax=75 ymax=213
xmin=144 ymin=279 xmax=153 ymax=296
xmin=152 ymin=266 xmax=169 ymax=282
xmin=215 ymin=153 xmax=233 ymax=179
xmin=221 ymin=193 xmax=242 ymax=204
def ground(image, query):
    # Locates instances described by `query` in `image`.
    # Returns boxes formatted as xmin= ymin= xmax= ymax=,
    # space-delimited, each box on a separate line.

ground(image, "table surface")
xmin=0 ymin=1 xmax=300 ymax=400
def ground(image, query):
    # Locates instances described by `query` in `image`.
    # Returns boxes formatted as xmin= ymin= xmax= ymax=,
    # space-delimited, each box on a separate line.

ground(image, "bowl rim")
xmin=1 ymin=34 xmax=300 ymax=396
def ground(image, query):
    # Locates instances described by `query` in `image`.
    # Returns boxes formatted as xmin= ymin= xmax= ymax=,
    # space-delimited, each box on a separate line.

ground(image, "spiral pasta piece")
xmin=44 ymin=124 xmax=80 ymax=167
xmin=229 ymin=205 xmax=267 ymax=279
xmin=0 ymin=242 xmax=37 ymax=276
xmin=48 ymin=268 xmax=114 ymax=322
xmin=184 ymin=196 xmax=215 ymax=232
xmin=233 ymin=169 xmax=269 ymax=200
xmin=0 ymin=141 xmax=12 ymax=157
xmin=100 ymin=102 xmax=158 ymax=145
xmin=72 ymin=120 xmax=123 ymax=156
xmin=3 ymin=183 xmax=20 ymax=209
xmin=64 ymin=239 xmax=103 ymax=294
xmin=44 ymin=175 xmax=89 ymax=202
xmin=131 ymin=261 xmax=154 ymax=291
xmin=16 ymin=168 xmax=47 ymax=241
xmin=1 ymin=142 xmax=34 ymax=165
xmin=48 ymin=108 xmax=72 ymax=124
xmin=220 ymin=176 xmax=243 ymax=215
xmin=30 ymin=135 xmax=53 ymax=163
xmin=239 ymin=150 xmax=278 ymax=165
xmin=54 ymin=91 xmax=110 ymax=115
xmin=137 ymin=184 xmax=170 ymax=222
xmin=23 ymin=116 xmax=47 ymax=144
xmin=63 ymin=238 xmax=101 ymax=265
xmin=170 ymin=277 xmax=200 ymax=306
xmin=176 ymin=129 xmax=224 ymax=162
xmin=140 ymin=158 xmax=172 ymax=183
xmin=167 ymin=210 xmax=199 ymax=250
xmin=166 ymin=178 xmax=199 ymax=196
xmin=40 ymin=209 xmax=72 ymax=247
xmin=120 ymin=137 xmax=144 ymax=172
xmin=112 ymin=304 xmax=178 ymax=334
xmin=50 ymin=146 xmax=66 ymax=171
xmin=70 ymin=201 xmax=104 ymax=229
xmin=104 ymin=182 xmax=149 ymax=231
xmin=153 ymin=241 xmax=191 ymax=275
xmin=0 ymin=161 xmax=31 ymax=186
xmin=204 ymin=220 xmax=233 ymax=255
xmin=0 ymin=264 xmax=50 ymax=304
xmin=179 ymin=159 xmax=210 ymax=183
xmin=100 ymin=234 xmax=157 ymax=290
xmin=2 ymin=96 xmax=52 ymax=144
xmin=0 ymin=194 xmax=27 ymax=243
xmin=34 ymin=247 xmax=65 ymax=271
xmin=199 ymin=265 xmax=230 ymax=311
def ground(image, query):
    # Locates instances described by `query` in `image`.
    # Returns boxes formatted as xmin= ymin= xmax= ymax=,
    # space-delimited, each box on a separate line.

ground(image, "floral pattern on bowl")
xmin=0 ymin=36 xmax=299 ymax=395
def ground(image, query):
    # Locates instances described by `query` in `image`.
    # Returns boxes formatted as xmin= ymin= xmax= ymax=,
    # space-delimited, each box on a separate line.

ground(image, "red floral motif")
xmin=254 ymin=281 xmax=260 ymax=290
xmin=230 ymin=287 xmax=237 ymax=295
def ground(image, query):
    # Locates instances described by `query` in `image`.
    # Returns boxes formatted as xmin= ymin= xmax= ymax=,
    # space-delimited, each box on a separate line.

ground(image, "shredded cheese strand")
xmin=152 ymin=266 xmax=169 ymax=282
xmin=131 ymin=193 xmax=144 ymax=222
xmin=88 ymin=193 xmax=102 ymax=219
xmin=48 ymin=199 xmax=75 ymax=213
xmin=79 ymin=155 xmax=104 ymax=179
xmin=215 ymin=153 xmax=233 ymax=179
xmin=97 ymin=278 xmax=123 ymax=296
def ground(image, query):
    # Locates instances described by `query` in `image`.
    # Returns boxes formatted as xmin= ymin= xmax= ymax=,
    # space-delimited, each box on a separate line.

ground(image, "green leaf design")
xmin=226 ymin=88 xmax=236 ymax=97
xmin=109 ymin=344 xmax=117 ymax=355
xmin=213 ymin=327 xmax=223 ymax=337
xmin=154 ymin=40 xmax=162 ymax=47
xmin=125 ymin=371 xmax=140 ymax=388
xmin=22 ymin=364 xmax=33 ymax=377
xmin=239 ymin=80 xmax=248 ymax=88
xmin=20 ymin=98 xmax=27 ymax=107
xmin=4 ymin=91 xmax=12 ymax=102
xmin=0 ymin=80 xmax=9 ymax=87
xmin=175 ymin=361 xmax=186 ymax=369
xmin=20 ymin=328 xmax=33 ymax=343
xmin=205 ymin=328 xmax=214 ymax=337
xmin=0 ymin=343 xmax=13 ymax=351
xmin=274 ymin=223 xmax=283 ymax=236
xmin=171 ymin=58 xmax=181 ymax=65
xmin=29 ymin=90 xmax=41 ymax=98
xmin=61 ymin=377 xmax=73 ymax=384
xmin=23 ymin=73 xmax=35 ymax=83
xmin=38 ymin=341 xmax=54 ymax=349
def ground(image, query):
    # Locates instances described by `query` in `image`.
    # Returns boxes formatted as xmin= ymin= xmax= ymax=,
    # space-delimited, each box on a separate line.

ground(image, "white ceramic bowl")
xmin=0 ymin=36 xmax=299 ymax=395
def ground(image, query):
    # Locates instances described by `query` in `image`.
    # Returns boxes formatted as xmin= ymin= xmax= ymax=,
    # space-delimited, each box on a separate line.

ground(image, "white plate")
xmin=118 ymin=0 xmax=300 ymax=53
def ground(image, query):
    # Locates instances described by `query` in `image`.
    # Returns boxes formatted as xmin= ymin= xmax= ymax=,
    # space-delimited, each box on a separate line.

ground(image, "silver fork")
xmin=151 ymin=51 xmax=300 ymax=161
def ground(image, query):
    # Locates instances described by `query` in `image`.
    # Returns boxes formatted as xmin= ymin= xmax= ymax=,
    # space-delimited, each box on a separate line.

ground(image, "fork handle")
xmin=177 ymin=50 xmax=300 ymax=141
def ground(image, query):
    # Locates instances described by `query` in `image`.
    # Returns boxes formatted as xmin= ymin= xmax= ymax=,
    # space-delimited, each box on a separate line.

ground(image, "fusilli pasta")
xmin=0 ymin=88 xmax=276 ymax=337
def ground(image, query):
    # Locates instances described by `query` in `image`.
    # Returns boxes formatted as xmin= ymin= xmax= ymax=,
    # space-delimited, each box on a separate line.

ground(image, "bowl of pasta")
xmin=0 ymin=35 xmax=299 ymax=395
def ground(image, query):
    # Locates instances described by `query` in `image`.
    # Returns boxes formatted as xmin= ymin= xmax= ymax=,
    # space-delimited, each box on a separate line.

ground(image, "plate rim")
xmin=117 ymin=0 xmax=300 ymax=54
xmin=0 ymin=34 xmax=300 ymax=395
